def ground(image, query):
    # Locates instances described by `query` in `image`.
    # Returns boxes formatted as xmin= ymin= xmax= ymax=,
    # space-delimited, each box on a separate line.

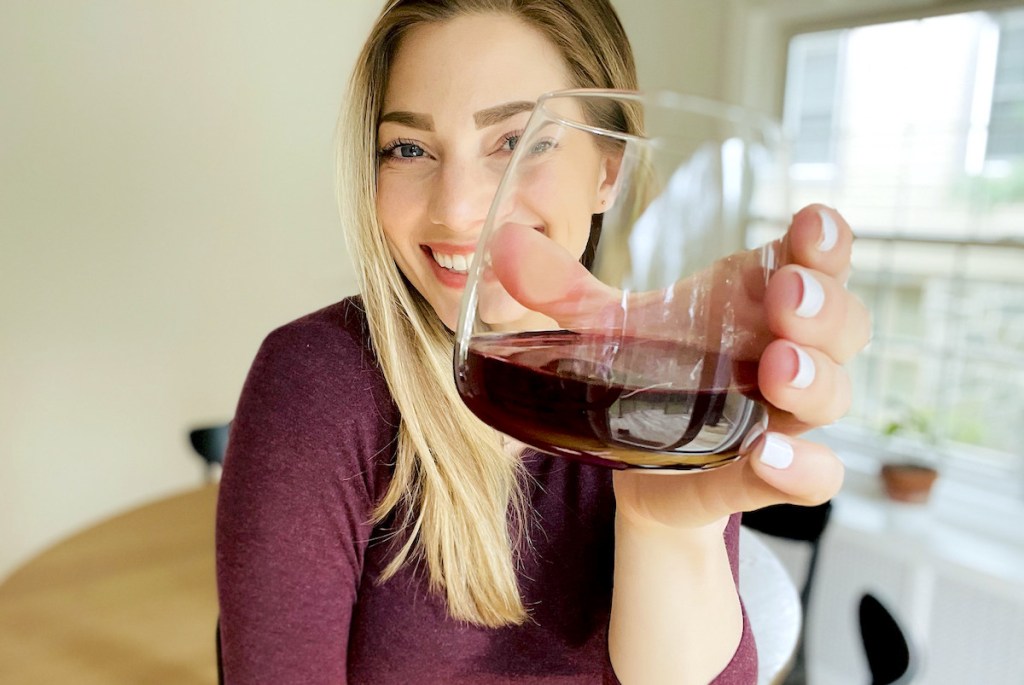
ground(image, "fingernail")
xmin=741 ymin=423 xmax=765 ymax=453
xmin=759 ymin=433 xmax=794 ymax=470
xmin=789 ymin=344 xmax=815 ymax=389
xmin=795 ymin=267 xmax=824 ymax=318
xmin=818 ymin=209 xmax=838 ymax=252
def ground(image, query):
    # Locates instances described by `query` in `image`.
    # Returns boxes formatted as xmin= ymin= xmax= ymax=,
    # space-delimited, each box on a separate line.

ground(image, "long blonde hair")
xmin=335 ymin=0 xmax=639 ymax=627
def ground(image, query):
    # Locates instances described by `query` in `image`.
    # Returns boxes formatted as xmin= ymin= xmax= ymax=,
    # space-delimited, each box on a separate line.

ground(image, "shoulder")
xmin=248 ymin=296 xmax=391 ymax=416
xmin=226 ymin=296 xmax=397 ymax=497
xmin=257 ymin=296 xmax=379 ymax=382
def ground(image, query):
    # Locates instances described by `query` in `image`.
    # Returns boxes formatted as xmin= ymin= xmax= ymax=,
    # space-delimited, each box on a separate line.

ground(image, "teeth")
xmin=431 ymin=250 xmax=473 ymax=273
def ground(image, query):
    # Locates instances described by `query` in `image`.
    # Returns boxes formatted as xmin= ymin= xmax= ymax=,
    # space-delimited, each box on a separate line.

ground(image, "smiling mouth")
xmin=425 ymin=227 xmax=544 ymax=275
xmin=427 ymin=248 xmax=474 ymax=274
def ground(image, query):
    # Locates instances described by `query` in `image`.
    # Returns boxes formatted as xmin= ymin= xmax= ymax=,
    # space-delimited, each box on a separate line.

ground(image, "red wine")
xmin=456 ymin=330 xmax=764 ymax=469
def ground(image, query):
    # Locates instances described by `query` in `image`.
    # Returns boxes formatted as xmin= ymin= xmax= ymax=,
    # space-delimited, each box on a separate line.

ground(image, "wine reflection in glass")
xmin=455 ymin=89 xmax=787 ymax=471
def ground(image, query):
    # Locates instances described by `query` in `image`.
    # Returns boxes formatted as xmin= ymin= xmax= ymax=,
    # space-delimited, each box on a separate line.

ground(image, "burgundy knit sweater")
xmin=215 ymin=297 xmax=757 ymax=684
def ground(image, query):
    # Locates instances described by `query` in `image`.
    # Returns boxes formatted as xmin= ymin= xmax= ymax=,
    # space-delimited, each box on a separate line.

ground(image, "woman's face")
xmin=376 ymin=13 xmax=610 ymax=330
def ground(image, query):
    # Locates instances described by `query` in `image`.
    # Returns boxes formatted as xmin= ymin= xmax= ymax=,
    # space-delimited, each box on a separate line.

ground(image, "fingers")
xmin=743 ymin=430 xmax=845 ymax=507
xmin=612 ymin=205 xmax=860 ymax=527
xmin=764 ymin=264 xmax=871 ymax=363
xmin=770 ymin=204 xmax=870 ymax=362
xmin=704 ymin=429 xmax=845 ymax=513
xmin=782 ymin=204 xmax=853 ymax=280
xmin=612 ymin=430 xmax=845 ymax=528
xmin=758 ymin=339 xmax=851 ymax=427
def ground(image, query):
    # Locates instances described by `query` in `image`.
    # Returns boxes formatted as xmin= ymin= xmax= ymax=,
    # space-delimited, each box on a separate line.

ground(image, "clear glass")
xmin=454 ymin=89 xmax=787 ymax=470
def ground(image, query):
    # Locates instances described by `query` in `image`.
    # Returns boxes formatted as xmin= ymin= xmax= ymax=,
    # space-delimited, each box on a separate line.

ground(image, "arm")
xmin=216 ymin=308 xmax=395 ymax=684
xmin=609 ymin=515 xmax=743 ymax=685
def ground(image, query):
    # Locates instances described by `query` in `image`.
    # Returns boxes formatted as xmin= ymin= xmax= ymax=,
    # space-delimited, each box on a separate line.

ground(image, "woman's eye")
xmin=379 ymin=141 xmax=427 ymax=160
xmin=392 ymin=144 xmax=425 ymax=158
xmin=530 ymin=139 xmax=554 ymax=155
xmin=500 ymin=133 xmax=555 ymax=155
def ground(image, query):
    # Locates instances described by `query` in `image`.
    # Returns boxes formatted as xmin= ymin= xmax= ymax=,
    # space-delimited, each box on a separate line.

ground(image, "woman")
xmin=216 ymin=1 xmax=870 ymax=683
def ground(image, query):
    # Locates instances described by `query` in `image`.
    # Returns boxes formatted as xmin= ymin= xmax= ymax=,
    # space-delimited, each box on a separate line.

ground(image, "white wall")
xmin=616 ymin=1 xmax=728 ymax=97
xmin=0 ymin=0 xmax=380 ymax=580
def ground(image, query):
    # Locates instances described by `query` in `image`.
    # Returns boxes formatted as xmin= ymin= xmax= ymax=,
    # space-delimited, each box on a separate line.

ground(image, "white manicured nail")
xmin=760 ymin=433 xmax=794 ymax=469
xmin=741 ymin=424 xmax=765 ymax=453
xmin=795 ymin=268 xmax=825 ymax=318
xmin=818 ymin=209 xmax=838 ymax=251
xmin=789 ymin=344 xmax=815 ymax=389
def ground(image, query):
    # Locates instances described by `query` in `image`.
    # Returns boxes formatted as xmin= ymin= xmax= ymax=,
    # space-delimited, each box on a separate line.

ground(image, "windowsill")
xmin=812 ymin=427 xmax=1024 ymax=589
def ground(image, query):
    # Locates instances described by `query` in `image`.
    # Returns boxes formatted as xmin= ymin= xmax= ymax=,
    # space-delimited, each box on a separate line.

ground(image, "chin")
xmin=429 ymin=298 xmax=461 ymax=334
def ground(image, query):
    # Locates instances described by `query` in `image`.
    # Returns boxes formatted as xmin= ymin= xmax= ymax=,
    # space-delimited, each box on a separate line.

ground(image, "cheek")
xmin=376 ymin=173 xmax=432 ymax=271
xmin=521 ymin=163 xmax=599 ymax=258
xmin=376 ymin=174 xmax=407 ymax=246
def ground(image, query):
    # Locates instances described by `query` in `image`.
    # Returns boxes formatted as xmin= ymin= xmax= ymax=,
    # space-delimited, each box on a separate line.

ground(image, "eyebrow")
xmin=378 ymin=100 xmax=536 ymax=132
xmin=379 ymin=111 xmax=434 ymax=131
xmin=473 ymin=100 xmax=535 ymax=128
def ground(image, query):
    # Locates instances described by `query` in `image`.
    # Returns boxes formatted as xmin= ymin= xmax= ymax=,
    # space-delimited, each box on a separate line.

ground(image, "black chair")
xmin=188 ymin=423 xmax=231 ymax=482
xmin=859 ymin=592 xmax=918 ymax=685
xmin=216 ymin=619 xmax=225 ymax=684
xmin=741 ymin=501 xmax=833 ymax=685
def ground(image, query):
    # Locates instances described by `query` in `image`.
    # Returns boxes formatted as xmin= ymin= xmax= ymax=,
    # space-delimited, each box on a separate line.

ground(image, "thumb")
xmin=489 ymin=223 xmax=622 ymax=329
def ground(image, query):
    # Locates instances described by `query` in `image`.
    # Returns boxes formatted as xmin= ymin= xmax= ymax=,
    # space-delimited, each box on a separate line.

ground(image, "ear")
xmin=593 ymin=149 xmax=625 ymax=213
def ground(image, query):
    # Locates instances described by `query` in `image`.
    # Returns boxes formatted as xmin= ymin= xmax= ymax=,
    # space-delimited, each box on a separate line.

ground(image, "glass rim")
xmin=532 ymin=87 xmax=784 ymax=144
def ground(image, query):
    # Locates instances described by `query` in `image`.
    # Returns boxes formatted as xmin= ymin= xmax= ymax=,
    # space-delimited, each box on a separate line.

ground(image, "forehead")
xmin=383 ymin=13 xmax=572 ymax=117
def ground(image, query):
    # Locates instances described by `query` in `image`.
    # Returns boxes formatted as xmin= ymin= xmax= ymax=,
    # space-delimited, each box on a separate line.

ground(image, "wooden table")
xmin=0 ymin=485 xmax=219 ymax=685
xmin=0 ymin=485 xmax=798 ymax=685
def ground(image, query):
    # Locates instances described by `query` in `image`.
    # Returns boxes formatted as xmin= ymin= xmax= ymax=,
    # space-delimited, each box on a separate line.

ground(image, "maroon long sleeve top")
xmin=215 ymin=297 xmax=757 ymax=684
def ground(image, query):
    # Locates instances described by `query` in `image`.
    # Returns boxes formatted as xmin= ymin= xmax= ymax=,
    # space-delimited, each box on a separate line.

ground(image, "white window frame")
xmin=783 ymin=29 xmax=845 ymax=181
xmin=984 ymin=9 xmax=1024 ymax=166
xmin=766 ymin=3 xmax=1024 ymax=519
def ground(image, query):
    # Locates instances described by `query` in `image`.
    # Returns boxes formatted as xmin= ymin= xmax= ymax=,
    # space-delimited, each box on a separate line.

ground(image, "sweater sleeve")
xmin=602 ymin=513 xmax=758 ymax=685
xmin=215 ymin=304 xmax=396 ymax=685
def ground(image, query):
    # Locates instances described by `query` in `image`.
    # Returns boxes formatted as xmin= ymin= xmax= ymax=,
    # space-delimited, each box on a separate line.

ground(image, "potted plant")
xmin=878 ymin=407 xmax=940 ymax=504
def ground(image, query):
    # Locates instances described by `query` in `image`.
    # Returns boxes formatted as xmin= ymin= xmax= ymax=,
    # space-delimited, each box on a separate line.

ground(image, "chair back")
xmin=741 ymin=501 xmax=832 ymax=602
xmin=859 ymin=592 xmax=918 ymax=685
xmin=188 ymin=423 xmax=230 ymax=480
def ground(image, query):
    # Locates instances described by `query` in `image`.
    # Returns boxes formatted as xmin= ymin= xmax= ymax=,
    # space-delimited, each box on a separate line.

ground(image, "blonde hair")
xmin=335 ymin=0 xmax=638 ymax=627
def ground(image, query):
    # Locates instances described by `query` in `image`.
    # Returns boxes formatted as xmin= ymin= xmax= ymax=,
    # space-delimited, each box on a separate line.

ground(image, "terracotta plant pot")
xmin=880 ymin=463 xmax=939 ymax=503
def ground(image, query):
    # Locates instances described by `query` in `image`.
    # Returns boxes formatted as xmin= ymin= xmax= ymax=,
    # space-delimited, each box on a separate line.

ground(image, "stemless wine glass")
xmin=454 ymin=89 xmax=787 ymax=470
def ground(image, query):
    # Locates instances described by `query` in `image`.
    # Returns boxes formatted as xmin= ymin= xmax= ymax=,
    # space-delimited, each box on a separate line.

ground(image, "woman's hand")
xmin=492 ymin=204 xmax=870 ymax=529
xmin=612 ymin=205 xmax=870 ymax=530
xmin=493 ymin=204 xmax=870 ymax=684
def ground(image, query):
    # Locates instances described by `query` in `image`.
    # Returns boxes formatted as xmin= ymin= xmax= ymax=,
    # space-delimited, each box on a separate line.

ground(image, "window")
xmin=987 ymin=11 xmax=1024 ymax=162
xmin=784 ymin=31 xmax=844 ymax=169
xmin=784 ymin=10 xmax=1024 ymax=498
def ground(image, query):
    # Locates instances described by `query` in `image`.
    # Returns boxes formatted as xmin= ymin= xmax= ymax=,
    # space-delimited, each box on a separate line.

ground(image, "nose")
xmin=427 ymin=159 xmax=500 ymax=234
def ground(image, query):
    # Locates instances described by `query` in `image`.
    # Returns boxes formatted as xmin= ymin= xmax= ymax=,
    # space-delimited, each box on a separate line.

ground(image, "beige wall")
xmin=0 ymin=0 xmax=982 ymax=580
xmin=618 ymin=2 xmax=728 ymax=97
xmin=0 ymin=0 xmax=381 ymax=579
